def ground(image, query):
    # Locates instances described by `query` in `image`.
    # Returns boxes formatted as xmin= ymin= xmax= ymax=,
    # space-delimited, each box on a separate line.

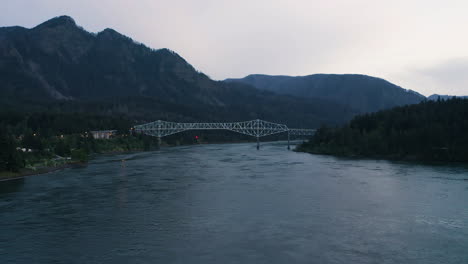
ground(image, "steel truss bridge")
xmin=133 ymin=119 xmax=316 ymax=149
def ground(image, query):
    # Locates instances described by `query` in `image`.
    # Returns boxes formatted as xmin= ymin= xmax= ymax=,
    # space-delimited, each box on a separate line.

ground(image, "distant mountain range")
xmin=226 ymin=74 xmax=425 ymax=113
xmin=0 ymin=16 xmax=429 ymax=127
xmin=428 ymin=94 xmax=468 ymax=101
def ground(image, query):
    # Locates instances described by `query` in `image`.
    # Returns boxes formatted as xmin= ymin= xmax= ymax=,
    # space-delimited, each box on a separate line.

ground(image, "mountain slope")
xmin=0 ymin=16 xmax=210 ymax=101
xmin=226 ymin=74 xmax=425 ymax=113
xmin=0 ymin=16 xmax=357 ymax=127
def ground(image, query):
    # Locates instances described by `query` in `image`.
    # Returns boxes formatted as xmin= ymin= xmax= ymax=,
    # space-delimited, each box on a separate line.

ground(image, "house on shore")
xmin=90 ymin=130 xmax=117 ymax=139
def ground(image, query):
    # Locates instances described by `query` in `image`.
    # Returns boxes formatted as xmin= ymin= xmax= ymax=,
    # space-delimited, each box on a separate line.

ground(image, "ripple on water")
xmin=1 ymin=142 xmax=468 ymax=264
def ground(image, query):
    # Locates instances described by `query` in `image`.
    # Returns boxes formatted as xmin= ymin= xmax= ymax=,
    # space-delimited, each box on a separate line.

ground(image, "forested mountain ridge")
xmin=0 ymin=16 xmax=357 ymax=127
xmin=298 ymin=98 xmax=468 ymax=162
xmin=0 ymin=16 xmax=202 ymax=100
xmin=226 ymin=74 xmax=425 ymax=113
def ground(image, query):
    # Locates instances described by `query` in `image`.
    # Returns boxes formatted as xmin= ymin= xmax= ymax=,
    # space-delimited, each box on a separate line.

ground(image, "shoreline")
xmin=296 ymin=148 xmax=468 ymax=167
xmin=0 ymin=140 xmax=298 ymax=182
xmin=0 ymin=161 xmax=86 ymax=182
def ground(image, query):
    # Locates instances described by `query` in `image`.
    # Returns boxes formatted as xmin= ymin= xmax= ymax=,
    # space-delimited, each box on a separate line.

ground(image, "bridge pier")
xmin=157 ymin=136 xmax=161 ymax=149
xmin=256 ymin=137 xmax=260 ymax=150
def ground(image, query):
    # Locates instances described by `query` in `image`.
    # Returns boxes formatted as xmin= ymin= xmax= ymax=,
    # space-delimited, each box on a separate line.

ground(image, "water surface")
xmin=1 ymin=142 xmax=468 ymax=263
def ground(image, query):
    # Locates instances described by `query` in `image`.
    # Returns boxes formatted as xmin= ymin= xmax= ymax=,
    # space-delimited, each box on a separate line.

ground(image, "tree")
xmin=299 ymin=98 xmax=468 ymax=162
xmin=0 ymin=133 xmax=24 ymax=172
xmin=22 ymin=132 xmax=43 ymax=151
xmin=71 ymin=149 xmax=88 ymax=162
xmin=55 ymin=139 xmax=71 ymax=157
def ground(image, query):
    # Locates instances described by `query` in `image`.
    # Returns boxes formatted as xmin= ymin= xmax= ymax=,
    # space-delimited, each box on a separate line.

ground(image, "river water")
xmin=1 ymin=142 xmax=468 ymax=263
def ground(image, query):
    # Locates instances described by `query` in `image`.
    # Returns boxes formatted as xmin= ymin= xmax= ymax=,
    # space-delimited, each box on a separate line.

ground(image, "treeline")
xmin=298 ymin=98 xmax=468 ymax=162
xmin=0 ymin=111 xmax=160 ymax=173
xmin=0 ymin=110 xmax=266 ymax=174
xmin=0 ymin=111 xmax=133 ymax=136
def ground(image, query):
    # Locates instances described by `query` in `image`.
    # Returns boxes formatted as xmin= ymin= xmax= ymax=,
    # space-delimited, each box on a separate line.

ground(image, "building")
xmin=90 ymin=130 xmax=117 ymax=139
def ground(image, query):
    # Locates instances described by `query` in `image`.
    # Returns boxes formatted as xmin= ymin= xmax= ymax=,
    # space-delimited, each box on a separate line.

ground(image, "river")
xmin=1 ymin=142 xmax=468 ymax=263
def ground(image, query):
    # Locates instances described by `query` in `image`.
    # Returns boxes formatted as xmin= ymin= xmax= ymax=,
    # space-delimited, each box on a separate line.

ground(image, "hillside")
xmin=226 ymin=74 xmax=425 ymax=113
xmin=297 ymin=98 xmax=468 ymax=162
xmin=0 ymin=16 xmax=356 ymax=127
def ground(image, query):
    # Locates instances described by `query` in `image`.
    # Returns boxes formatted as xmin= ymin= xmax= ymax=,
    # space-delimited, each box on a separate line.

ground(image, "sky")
xmin=2 ymin=0 xmax=468 ymax=96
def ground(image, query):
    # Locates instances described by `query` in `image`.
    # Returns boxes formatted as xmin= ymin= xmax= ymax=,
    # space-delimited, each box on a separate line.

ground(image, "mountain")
xmin=0 ymin=16 xmax=213 ymax=102
xmin=428 ymin=94 xmax=468 ymax=101
xmin=0 ymin=16 xmax=357 ymax=127
xmin=226 ymin=74 xmax=425 ymax=113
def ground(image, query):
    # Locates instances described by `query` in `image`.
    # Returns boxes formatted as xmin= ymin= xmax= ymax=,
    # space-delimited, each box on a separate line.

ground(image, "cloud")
xmin=419 ymin=58 xmax=468 ymax=94
xmin=395 ymin=58 xmax=468 ymax=96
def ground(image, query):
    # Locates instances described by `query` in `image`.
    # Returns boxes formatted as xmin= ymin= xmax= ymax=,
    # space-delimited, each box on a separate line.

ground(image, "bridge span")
xmin=133 ymin=119 xmax=315 ymax=150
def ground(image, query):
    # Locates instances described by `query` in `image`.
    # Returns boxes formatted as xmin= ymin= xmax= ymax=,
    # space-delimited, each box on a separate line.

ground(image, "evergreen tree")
xmin=299 ymin=98 xmax=468 ymax=162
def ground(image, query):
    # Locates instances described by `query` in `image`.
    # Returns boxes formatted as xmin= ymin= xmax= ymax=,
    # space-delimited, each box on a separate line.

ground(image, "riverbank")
xmin=295 ymin=143 xmax=468 ymax=167
xmin=0 ymin=161 xmax=86 ymax=182
xmin=0 ymin=139 xmax=264 ymax=182
xmin=0 ymin=147 xmax=150 ymax=182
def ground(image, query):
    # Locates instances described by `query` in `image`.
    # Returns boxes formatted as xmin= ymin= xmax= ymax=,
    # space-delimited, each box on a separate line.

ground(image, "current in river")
xmin=1 ymin=142 xmax=468 ymax=263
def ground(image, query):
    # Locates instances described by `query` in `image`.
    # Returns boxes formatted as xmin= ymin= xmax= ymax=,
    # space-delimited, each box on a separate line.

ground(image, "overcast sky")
xmin=2 ymin=0 xmax=468 ymax=96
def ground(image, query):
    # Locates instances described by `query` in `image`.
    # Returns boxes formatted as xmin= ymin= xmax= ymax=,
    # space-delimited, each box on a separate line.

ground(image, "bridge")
xmin=133 ymin=119 xmax=316 ymax=150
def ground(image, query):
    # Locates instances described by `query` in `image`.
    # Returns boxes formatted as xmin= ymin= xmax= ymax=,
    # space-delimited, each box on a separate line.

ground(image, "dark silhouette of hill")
xmin=428 ymin=94 xmax=468 ymax=101
xmin=226 ymin=74 xmax=425 ymax=113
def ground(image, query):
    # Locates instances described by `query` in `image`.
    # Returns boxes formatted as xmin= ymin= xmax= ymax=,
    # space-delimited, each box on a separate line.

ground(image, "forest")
xmin=0 ymin=111 xmax=163 ymax=177
xmin=298 ymin=98 xmax=468 ymax=162
xmin=0 ymin=110 xmax=261 ymax=177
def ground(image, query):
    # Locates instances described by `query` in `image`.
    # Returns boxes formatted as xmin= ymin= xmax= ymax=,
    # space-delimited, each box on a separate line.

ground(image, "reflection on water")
xmin=116 ymin=160 xmax=128 ymax=208
xmin=0 ymin=178 xmax=24 ymax=194
xmin=1 ymin=142 xmax=468 ymax=264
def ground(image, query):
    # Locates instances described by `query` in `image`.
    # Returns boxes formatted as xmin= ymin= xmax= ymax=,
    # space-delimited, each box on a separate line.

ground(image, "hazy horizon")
xmin=2 ymin=0 xmax=468 ymax=96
